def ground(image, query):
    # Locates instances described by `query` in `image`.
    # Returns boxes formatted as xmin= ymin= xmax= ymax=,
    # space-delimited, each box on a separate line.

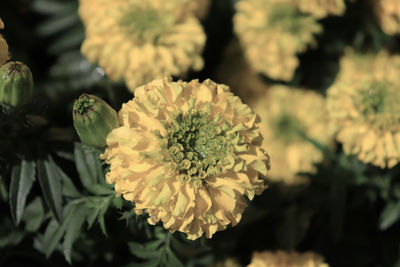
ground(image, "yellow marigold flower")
xmin=253 ymin=86 xmax=333 ymax=184
xmin=79 ymin=0 xmax=206 ymax=92
xmin=294 ymin=0 xmax=346 ymax=19
xmin=327 ymin=50 xmax=400 ymax=168
xmin=0 ymin=18 xmax=10 ymax=66
xmin=234 ymin=0 xmax=322 ymax=81
xmin=374 ymin=0 xmax=400 ymax=35
xmin=248 ymin=251 xmax=329 ymax=267
xmin=102 ymin=78 xmax=269 ymax=240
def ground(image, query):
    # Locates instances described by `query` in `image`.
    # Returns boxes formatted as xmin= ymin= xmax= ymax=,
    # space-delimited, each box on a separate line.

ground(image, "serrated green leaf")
xmin=165 ymin=247 xmax=184 ymax=267
xmin=9 ymin=160 xmax=36 ymax=225
xmin=62 ymin=173 xmax=82 ymax=198
xmin=128 ymin=242 xmax=162 ymax=260
xmin=37 ymin=155 xmax=63 ymax=222
xmin=36 ymin=12 xmax=79 ymax=36
xmin=91 ymin=184 xmax=114 ymax=195
xmin=22 ymin=197 xmax=45 ymax=232
xmin=85 ymin=196 xmax=112 ymax=235
xmin=379 ymin=202 xmax=400 ymax=230
xmin=48 ymin=25 xmax=84 ymax=54
xmin=63 ymin=205 xmax=88 ymax=264
xmin=112 ymin=196 xmax=123 ymax=209
xmin=42 ymin=203 xmax=77 ymax=258
xmin=32 ymin=0 xmax=76 ymax=15
xmin=74 ymin=143 xmax=105 ymax=193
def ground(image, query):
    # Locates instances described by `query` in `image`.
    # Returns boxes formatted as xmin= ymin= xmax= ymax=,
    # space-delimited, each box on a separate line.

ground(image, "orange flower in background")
xmin=102 ymin=78 xmax=269 ymax=240
xmin=253 ymin=85 xmax=334 ymax=184
xmin=248 ymin=251 xmax=329 ymax=267
xmin=234 ymin=0 xmax=322 ymax=82
xmin=327 ymin=50 xmax=400 ymax=168
xmin=0 ymin=18 xmax=10 ymax=66
xmin=79 ymin=0 xmax=206 ymax=93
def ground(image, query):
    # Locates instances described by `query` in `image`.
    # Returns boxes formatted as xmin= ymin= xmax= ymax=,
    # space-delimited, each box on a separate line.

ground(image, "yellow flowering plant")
xmin=234 ymin=0 xmax=322 ymax=81
xmin=79 ymin=0 xmax=206 ymax=92
xmin=0 ymin=18 xmax=10 ymax=66
xmin=101 ymin=77 xmax=269 ymax=240
xmin=374 ymin=0 xmax=400 ymax=35
xmin=327 ymin=50 xmax=400 ymax=168
xmin=253 ymin=85 xmax=334 ymax=184
xmin=294 ymin=0 xmax=346 ymax=19
xmin=248 ymin=251 xmax=329 ymax=267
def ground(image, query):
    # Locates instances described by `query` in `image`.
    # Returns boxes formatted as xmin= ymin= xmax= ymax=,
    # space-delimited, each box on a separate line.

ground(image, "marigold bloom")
xmin=79 ymin=0 xmax=206 ymax=92
xmin=374 ymin=0 xmax=400 ymax=35
xmin=234 ymin=0 xmax=322 ymax=81
xmin=294 ymin=0 xmax=346 ymax=19
xmin=248 ymin=251 xmax=328 ymax=267
xmin=253 ymin=86 xmax=333 ymax=184
xmin=0 ymin=18 xmax=10 ymax=66
xmin=327 ymin=50 xmax=400 ymax=168
xmin=102 ymin=78 xmax=269 ymax=240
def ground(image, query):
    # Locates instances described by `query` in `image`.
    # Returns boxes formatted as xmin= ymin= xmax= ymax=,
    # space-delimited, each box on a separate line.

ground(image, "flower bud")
xmin=0 ymin=61 xmax=33 ymax=107
xmin=73 ymin=94 xmax=119 ymax=148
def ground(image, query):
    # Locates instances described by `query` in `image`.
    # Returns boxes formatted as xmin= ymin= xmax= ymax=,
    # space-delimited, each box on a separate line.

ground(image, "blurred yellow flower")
xmin=327 ymin=50 xmax=400 ymax=168
xmin=294 ymin=0 xmax=346 ymax=19
xmin=234 ymin=0 xmax=322 ymax=81
xmin=102 ymin=78 xmax=269 ymax=240
xmin=253 ymin=85 xmax=333 ymax=184
xmin=79 ymin=0 xmax=206 ymax=92
xmin=374 ymin=0 xmax=400 ymax=35
xmin=248 ymin=251 xmax=328 ymax=267
xmin=0 ymin=18 xmax=10 ymax=66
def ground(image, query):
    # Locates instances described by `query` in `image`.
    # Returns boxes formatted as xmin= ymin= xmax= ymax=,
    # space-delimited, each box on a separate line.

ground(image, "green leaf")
xmin=379 ymin=202 xmax=400 ymax=230
xmin=85 ymin=196 xmax=113 ymax=235
xmin=165 ymin=247 xmax=185 ymax=267
xmin=37 ymin=155 xmax=64 ymax=222
xmin=62 ymin=173 xmax=82 ymax=198
xmin=36 ymin=12 xmax=79 ymax=36
xmin=74 ymin=143 xmax=105 ymax=193
xmin=128 ymin=242 xmax=162 ymax=260
xmin=48 ymin=25 xmax=84 ymax=54
xmin=9 ymin=160 xmax=36 ymax=225
xmin=41 ymin=203 xmax=77 ymax=258
xmin=32 ymin=0 xmax=76 ymax=15
xmin=63 ymin=205 xmax=88 ymax=264
xmin=22 ymin=197 xmax=45 ymax=232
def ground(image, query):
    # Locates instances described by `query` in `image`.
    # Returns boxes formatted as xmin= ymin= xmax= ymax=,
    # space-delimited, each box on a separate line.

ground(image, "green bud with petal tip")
xmin=73 ymin=94 xmax=119 ymax=148
xmin=0 ymin=61 xmax=33 ymax=107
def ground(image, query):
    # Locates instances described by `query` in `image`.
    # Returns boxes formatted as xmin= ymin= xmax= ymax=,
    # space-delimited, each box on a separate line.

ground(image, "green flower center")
xmin=274 ymin=113 xmax=303 ymax=142
xmin=161 ymin=109 xmax=241 ymax=188
xmin=358 ymin=81 xmax=400 ymax=131
xmin=120 ymin=5 xmax=174 ymax=43
xmin=74 ymin=96 xmax=95 ymax=115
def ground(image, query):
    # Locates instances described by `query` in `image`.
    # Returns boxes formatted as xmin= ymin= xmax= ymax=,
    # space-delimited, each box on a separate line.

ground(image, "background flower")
xmin=294 ymin=0 xmax=346 ymax=19
xmin=374 ymin=0 xmax=400 ymax=35
xmin=234 ymin=0 xmax=322 ymax=81
xmin=0 ymin=18 xmax=10 ymax=66
xmin=79 ymin=0 xmax=206 ymax=92
xmin=248 ymin=250 xmax=328 ymax=267
xmin=102 ymin=78 xmax=269 ymax=240
xmin=253 ymin=85 xmax=334 ymax=184
xmin=327 ymin=50 xmax=400 ymax=168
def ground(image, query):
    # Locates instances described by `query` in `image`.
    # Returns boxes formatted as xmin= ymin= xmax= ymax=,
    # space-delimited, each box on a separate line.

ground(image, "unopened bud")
xmin=0 ymin=61 xmax=33 ymax=107
xmin=72 ymin=94 xmax=118 ymax=148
